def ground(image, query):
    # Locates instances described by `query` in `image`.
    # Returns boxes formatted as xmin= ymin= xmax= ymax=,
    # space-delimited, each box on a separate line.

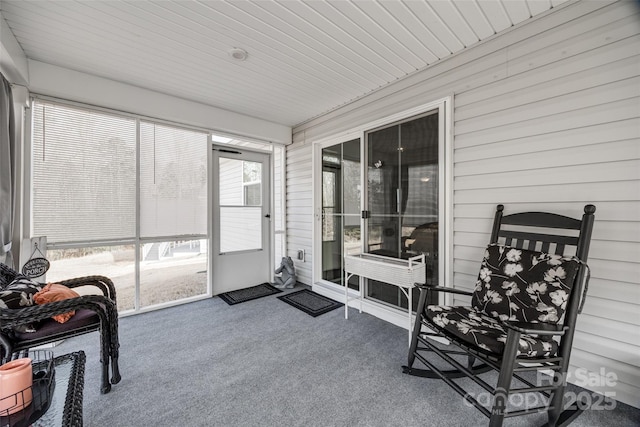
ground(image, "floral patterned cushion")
xmin=471 ymin=244 xmax=581 ymax=325
xmin=426 ymin=305 xmax=559 ymax=357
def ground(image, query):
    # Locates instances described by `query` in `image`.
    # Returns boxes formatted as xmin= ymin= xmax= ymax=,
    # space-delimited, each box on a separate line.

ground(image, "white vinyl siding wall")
xmin=286 ymin=142 xmax=313 ymax=282
xmin=289 ymin=0 xmax=639 ymax=408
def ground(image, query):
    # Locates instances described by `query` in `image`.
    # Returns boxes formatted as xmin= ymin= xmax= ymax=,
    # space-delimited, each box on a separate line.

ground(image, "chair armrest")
xmin=0 ymin=295 xmax=117 ymax=330
xmin=501 ymin=320 xmax=568 ymax=336
xmin=415 ymin=284 xmax=474 ymax=297
xmin=57 ymin=276 xmax=117 ymax=304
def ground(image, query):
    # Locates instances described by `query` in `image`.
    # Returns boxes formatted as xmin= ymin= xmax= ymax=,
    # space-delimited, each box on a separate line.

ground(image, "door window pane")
xmin=343 ymin=139 xmax=361 ymax=215
xmin=219 ymin=207 xmax=262 ymax=253
xmin=368 ymin=126 xmax=399 ymax=216
xmin=219 ymin=158 xmax=263 ymax=253
xmin=321 ymin=139 xmax=360 ymax=288
xmin=367 ymin=216 xmax=400 ymax=258
xmin=322 ymin=215 xmax=342 ymax=284
xmin=243 ymin=161 xmax=262 ymax=206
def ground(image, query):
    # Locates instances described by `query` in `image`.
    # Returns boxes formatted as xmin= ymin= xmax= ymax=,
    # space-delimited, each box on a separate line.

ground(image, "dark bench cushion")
xmin=12 ymin=309 xmax=99 ymax=341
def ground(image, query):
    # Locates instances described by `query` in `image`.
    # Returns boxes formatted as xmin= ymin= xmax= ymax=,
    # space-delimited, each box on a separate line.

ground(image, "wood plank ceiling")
xmin=0 ymin=0 xmax=569 ymax=127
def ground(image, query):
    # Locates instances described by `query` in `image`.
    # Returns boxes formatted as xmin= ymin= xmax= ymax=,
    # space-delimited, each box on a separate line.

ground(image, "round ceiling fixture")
xmin=229 ymin=48 xmax=248 ymax=61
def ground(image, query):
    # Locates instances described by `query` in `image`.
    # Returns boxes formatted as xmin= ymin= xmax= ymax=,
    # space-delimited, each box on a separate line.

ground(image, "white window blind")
xmin=140 ymin=122 xmax=208 ymax=238
xmin=32 ymin=101 xmax=136 ymax=243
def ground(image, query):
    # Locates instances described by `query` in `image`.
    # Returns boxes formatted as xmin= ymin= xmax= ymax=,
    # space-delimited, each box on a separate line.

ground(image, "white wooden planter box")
xmin=343 ymin=253 xmax=426 ymax=343
xmin=344 ymin=253 xmax=426 ymax=289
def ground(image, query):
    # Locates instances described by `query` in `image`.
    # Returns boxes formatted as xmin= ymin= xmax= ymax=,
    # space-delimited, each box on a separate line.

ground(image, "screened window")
xmin=31 ymin=100 xmax=209 ymax=313
xmin=140 ymin=122 xmax=208 ymax=238
xmin=32 ymin=101 xmax=136 ymax=243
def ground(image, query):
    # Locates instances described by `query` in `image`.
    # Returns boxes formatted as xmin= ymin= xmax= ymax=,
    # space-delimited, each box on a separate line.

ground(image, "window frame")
xmin=26 ymin=97 xmax=247 ymax=315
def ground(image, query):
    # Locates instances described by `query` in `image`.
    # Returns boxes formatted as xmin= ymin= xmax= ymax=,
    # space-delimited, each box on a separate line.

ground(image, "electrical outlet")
xmin=297 ymin=249 xmax=305 ymax=261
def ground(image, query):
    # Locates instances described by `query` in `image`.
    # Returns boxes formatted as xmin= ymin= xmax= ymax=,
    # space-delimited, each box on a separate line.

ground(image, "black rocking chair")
xmin=403 ymin=204 xmax=595 ymax=426
xmin=0 ymin=270 xmax=121 ymax=394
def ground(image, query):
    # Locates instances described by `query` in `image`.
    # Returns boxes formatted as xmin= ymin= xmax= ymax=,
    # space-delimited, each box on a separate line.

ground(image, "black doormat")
xmin=218 ymin=283 xmax=282 ymax=305
xmin=277 ymin=289 xmax=343 ymax=317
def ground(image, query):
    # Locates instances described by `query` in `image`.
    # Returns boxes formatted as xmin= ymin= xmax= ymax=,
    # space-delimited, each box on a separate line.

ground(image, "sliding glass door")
xmin=321 ymin=139 xmax=360 ymax=290
xmin=366 ymin=112 xmax=439 ymax=310
xmin=316 ymin=105 xmax=444 ymax=313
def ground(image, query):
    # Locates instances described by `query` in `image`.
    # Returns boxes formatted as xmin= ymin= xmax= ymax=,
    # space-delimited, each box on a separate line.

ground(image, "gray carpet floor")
xmin=51 ymin=286 xmax=639 ymax=427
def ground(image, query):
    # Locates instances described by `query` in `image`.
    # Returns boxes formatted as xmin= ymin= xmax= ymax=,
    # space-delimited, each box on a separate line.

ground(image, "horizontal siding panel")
xmin=587 ymin=258 xmax=640 ymax=286
xmin=588 ymin=278 xmax=640 ymax=305
xmin=455 ymin=181 xmax=639 ymax=204
xmin=458 ymin=32 xmax=640 ymax=108
xmin=588 ymin=240 xmax=640 ymax=265
xmin=455 ymin=77 xmax=640 ymax=136
xmin=570 ymin=350 xmax=640 ymax=404
xmin=454 ymin=234 xmax=639 ymax=264
xmin=286 ymin=198 xmax=312 ymax=208
xmin=285 ymin=214 xmax=312 ymax=224
xmin=286 ymin=145 xmax=312 ymax=159
xmin=453 ymin=232 xmax=491 ymax=249
xmin=577 ymin=314 xmax=640 ymax=343
xmin=286 ymin=193 xmax=311 ymax=203
xmin=455 ymin=217 xmax=640 ymax=244
xmin=566 ymin=370 xmax=640 ymax=410
xmin=454 ymin=119 xmax=640 ymax=163
xmin=285 ymin=221 xmax=312 ymax=231
xmin=573 ymin=331 xmax=639 ymax=369
xmin=285 ymin=165 xmax=312 ymax=177
xmin=285 ymin=172 xmax=310 ymax=184
xmin=506 ymin=1 xmax=633 ymax=61
xmin=287 ymin=236 xmax=312 ymax=247
xmin=453 ymin=244 xmax=487 ymax=264
xmin=454 ymin=217 xmax=498 ymax=234
xmin=453 ymin=258 xmax=640 ymax=306
xmin=581 ymin=297 xmax=640 ymax=326
xmin=286 ymin=206 xmax=312 ymax=216
xmin=454 ymin=201 xmax=640 ymax=222
xmin=452 ymin=294 xmax=472 ymax=306
xmin=456 ymin=53 xmax=640 ymax=122
xmin=447 ymin=259 xmax=482 ymax=282
xmin=456 ymin=159 xmax=639 ymax=189
xmin=292 ymin=132 xmax=305 ymax=144
xmin=286 ymin=154 xmax=313 ymax=167
xmin=455 ymin=98 xmax=639 ymax=148
xmin=506 ymin=12 xmax=639 ymax=74
xmin=285 ymin=176 xmax=311 ymax=185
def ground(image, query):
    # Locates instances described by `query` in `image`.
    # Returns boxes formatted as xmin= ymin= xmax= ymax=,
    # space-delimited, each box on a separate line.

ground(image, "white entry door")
xmin=212 ymin=146 xmax=271 ymax=294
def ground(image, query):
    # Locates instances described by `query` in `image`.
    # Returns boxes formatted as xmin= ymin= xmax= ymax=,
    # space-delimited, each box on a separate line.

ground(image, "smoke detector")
xmin=229 ymin=48 xmax=248 ymax=61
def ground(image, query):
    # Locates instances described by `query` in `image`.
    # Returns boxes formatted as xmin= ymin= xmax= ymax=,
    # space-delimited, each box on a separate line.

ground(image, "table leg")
xmin=345 ymin=273 xmax=353 ymax=319
xmin=359 ymin=276 xmax=363 ymax=314
xmin=408 ymin=288 xmax=413 ymax=346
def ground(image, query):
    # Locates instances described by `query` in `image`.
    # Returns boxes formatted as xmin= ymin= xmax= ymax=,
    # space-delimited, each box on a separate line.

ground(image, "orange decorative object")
xmin=34 ymin=283 xmax=80 ymax=323
xmin=0 ymin=358 xmax=33 ymax=415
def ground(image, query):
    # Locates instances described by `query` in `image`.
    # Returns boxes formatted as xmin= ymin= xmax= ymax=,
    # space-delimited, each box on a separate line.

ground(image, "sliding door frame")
xmin=311 ymin=96 xmax=454 ymax=326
